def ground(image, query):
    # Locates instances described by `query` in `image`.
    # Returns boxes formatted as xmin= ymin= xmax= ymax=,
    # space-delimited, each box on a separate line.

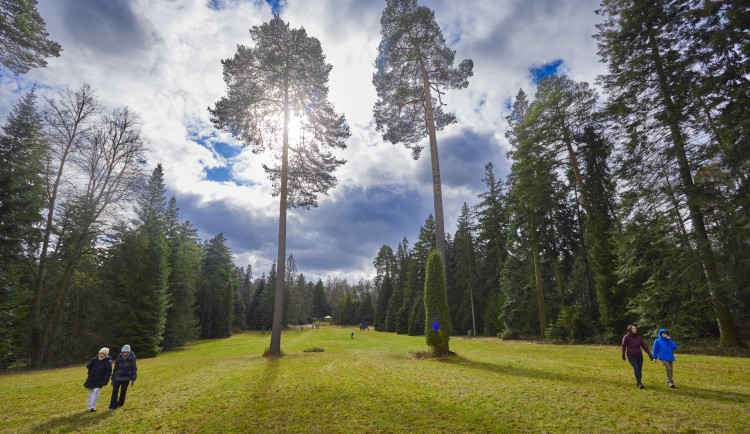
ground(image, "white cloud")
xmin=0 ymin=0 xmax=606 ymax=283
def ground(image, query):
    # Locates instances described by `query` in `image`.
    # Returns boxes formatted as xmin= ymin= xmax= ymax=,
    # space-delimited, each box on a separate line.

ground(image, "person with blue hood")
xmin=108 ymin=344 xmax=137 ymax=411
xmin=84 ymin=347 xmax=112 ymax=412
xmin=652 ymin=328 xmax=678 ymax=388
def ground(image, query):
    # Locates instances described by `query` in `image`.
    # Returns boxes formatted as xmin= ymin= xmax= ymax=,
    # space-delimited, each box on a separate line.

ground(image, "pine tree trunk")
xmin=648 ymin=34 xmax=739 ymax=346
xmin=564 ymin=139 xmax=589 ymax=208
xmin=417 ymin=55 xmax=446 ymax=274
xmin=269 ymin=81 xmax=289 ymax=356
xmin=529 ymin=214 xmax=547 ymax=335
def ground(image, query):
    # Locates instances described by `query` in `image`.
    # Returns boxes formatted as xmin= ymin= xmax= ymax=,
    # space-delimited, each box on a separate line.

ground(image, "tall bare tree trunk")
xmin=269 ymin=81 xmax=289 ymax=356
xmin=418 ymin=54 xmax=448 ymax=352
xmin=417 ymin=59 xmax=445 ymax=260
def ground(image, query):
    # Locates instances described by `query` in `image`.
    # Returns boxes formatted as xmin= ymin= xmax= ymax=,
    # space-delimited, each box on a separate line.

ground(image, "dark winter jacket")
xmin=621 ymin=333 xmax=653 ymax=359
xmin=111 ymin=352 xmax=137 ymax=382
xmin=84 ymin=355 xmax=112 ymax=389
xmin=653 ymin=328 xmax=678 ymax=361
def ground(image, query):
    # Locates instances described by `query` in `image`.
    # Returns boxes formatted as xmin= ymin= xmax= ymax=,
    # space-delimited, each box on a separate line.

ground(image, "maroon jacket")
xmin=621 ymin=333 xmax=653 ymax=359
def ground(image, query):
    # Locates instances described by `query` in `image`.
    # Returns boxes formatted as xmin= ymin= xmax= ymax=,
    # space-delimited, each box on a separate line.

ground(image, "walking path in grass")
xmin=1 ymin=327 xmax=748 ymax=432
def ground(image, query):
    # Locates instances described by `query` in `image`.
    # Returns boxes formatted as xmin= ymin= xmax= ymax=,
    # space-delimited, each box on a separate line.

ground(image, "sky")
xmin=0 ymin=0 xmax=606 ymax=283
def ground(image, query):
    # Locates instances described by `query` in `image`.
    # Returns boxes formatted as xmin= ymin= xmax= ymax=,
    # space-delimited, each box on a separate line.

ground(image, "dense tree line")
xmin=369 ymin=0 xmax=748 ymax=346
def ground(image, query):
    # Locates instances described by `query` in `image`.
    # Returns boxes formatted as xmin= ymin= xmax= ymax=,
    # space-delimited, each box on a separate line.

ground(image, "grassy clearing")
xmin=1 ymin=327 xmax=748 ymax=432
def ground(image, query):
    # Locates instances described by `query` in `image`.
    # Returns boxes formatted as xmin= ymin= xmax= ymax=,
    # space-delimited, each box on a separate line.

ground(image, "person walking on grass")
xmin=622 ymin=325 xmax=653 ymax=389
xmin=108 ymin=345 xmax=137 ymax=411
xmin=653 ymin=328 xmax=678 ymax=388
xmin=84 ymin=348 xmax=112 ymax=412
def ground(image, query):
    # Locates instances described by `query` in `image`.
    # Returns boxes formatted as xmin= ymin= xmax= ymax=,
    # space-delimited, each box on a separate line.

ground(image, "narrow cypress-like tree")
xmin=373 ymin=0 xmax=473 ymax=270
xmin=210 ymin=16 xmax=349 ymax=356
xmin=424 ymin=250 xmax=452 ymax=355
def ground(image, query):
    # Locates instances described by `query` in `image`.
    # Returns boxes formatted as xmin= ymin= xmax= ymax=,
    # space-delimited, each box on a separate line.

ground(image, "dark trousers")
xmin=109 ymin=380 xmax=129 ymax=409
xmin=627 ymin=355 xmax=644 ymax=385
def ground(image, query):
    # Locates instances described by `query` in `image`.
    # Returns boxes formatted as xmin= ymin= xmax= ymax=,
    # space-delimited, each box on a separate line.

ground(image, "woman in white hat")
xmin=84 ymin=347 xmax=112 ymax=412
xmin=108 ymin=344 xmax=137 ymax=411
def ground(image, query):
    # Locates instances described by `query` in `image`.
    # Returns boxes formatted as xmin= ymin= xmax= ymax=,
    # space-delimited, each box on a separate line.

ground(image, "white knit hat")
xmin=99 ymin=347 xmax=109 ymax=355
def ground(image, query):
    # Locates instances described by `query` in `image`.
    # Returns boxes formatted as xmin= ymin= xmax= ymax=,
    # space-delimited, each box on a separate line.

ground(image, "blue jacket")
xmin=652 ymin=329 xmax=677 ymax=361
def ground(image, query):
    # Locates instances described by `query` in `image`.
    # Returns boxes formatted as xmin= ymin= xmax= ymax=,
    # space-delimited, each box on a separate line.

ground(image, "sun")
xmin=286 ymin=113 xmax=306 ymax=142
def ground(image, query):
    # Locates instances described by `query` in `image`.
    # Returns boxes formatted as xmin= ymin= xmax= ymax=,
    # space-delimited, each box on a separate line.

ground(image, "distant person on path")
xmin=84 ymin=347 xmax=112 ymax=412
xmin=621 ymin=325 xmax=653 ymax=389
xmin=351 ymin=331 xmax=354 ymax=339
xmin=109 ymin=345 xmax=137 ymax=411
xmin=652 ymin=328 xmax=678 ymax=388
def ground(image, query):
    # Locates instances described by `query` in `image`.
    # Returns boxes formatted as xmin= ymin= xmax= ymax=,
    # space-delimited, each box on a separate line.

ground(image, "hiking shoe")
xmin=90 ymin=409 xmax=95 ymax=412
xmin=638 ymin=384 xmax=644 ymax=389
xmin=668 ymin=381 xmax=675 ymax=388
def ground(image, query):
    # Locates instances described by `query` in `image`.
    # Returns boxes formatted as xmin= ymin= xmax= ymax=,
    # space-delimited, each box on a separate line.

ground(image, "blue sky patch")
xmin=205 ymin=166 xmax=234 ymax=183
xmin=214 ymin=141 xmax=242 ymax=159
xmin=266 ymin=0 xmax=282 ymax=14
xmin=530 ymin=59 xmax=563 ymax=83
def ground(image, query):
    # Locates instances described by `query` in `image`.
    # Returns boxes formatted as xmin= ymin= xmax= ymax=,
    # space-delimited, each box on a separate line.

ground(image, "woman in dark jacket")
xmin=621 ymin=325 xmax=653 ymax=389
xmin=108 ymin=344 xmax=137 ymax=411
xmin=84 ymin=347 xmax=112 ymax=411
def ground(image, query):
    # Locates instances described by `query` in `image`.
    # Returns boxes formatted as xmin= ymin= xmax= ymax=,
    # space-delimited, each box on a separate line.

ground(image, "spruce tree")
xmin=196 ymin=234 xmax=234 ymax=339
xmin=0 ymin=89 xmax=45 ymax=367
xmin=579 ymin=127 xmax=620 ymax=335
xmin=454 ymin=203 xmax=477 ymax=335
xmin=374 ymin=273 xmax=393 ymax=331
xmin=112 ymin=165 xmax=170 ymax=358
xmin=474 ymin=163 xmax=507 ymax=336
xmin=310 ymin=278 xmax=330 ymax=319
xmin=0 ymin=89 xmax=45 ymax=259
xmin=356 ymin=291 xmax=375 ymax=325
xmin=163 ymin=207 xmax=201 ymax=349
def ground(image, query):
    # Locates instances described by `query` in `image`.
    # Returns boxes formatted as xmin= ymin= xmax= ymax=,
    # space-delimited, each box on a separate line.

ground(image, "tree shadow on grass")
xmin=646 ymin=383 xmax=749 ymax=403
xmin=248 ymin=358 xmax=280 ymax=397
xmin=437 ymin=356 xmax=749 ymax=404
xmin=31 ymin=410 xmax=112 ymax=432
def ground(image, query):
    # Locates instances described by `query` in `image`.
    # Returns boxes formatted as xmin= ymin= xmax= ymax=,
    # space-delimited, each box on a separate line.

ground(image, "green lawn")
xmin=1 ymin=327 xmax=748 ymax=432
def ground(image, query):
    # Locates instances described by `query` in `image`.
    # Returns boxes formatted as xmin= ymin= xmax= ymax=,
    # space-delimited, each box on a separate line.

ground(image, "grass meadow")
xmin=1 ymin=326 xmax=748 ymax=432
